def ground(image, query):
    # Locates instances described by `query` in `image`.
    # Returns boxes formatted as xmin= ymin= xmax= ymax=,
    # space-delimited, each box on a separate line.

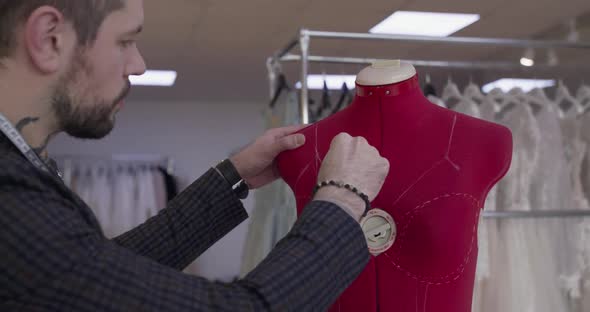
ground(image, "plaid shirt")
xmin=0 ymin=134 xmax=370 ymax=311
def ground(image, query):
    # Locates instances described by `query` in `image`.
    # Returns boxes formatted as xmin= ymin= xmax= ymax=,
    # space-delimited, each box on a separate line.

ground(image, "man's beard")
xmin=51 ymin=53 xmax=131 ymax=139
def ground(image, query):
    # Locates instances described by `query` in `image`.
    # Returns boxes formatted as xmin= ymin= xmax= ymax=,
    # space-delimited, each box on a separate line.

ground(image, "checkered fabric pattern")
xmin=0 ymin=134 xmax=370 ymax=311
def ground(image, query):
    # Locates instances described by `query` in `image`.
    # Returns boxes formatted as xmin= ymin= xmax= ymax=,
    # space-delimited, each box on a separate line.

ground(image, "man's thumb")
xmin=278 ymin=134 xmax=306 ymax=152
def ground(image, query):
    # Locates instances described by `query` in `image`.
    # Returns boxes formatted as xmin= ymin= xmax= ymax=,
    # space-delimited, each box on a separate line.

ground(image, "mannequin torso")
xmin=277 ymin=63 xmax=513 ymax=312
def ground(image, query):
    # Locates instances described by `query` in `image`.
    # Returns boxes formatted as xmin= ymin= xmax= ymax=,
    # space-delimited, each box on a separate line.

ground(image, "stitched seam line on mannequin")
xmin=379 ymin=90 xmax=385 ymax=151
xmin=390 ymin=193 xmax=479 ymax=283
xmin=391 ymin=114 xmax=461 ymax=208
xmin=293 ymin=162 xmax=311 ymax=195
xmin=383 ymin=193 xmax=480 ymax=284
xmin=444 ymin=115 xmax=461 ymax=171
xmin=391 ymin=159 xmax=445 ymax=208
xmin=395 ymin=193 xmax=479 ymax=280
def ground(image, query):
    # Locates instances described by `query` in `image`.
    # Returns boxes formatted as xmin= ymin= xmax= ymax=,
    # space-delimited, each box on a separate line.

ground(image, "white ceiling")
xmin=130 ymin=0 xmax=590 ymax=102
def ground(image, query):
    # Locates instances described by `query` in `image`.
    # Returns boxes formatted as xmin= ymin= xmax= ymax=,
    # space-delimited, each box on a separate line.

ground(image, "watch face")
xmin=360 ymin=208 xmax=397 ymax=256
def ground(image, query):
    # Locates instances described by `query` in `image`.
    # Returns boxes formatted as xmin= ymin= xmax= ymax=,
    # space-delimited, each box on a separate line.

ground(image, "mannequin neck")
xmin=355 ymin=74 xmax=421 ymax=99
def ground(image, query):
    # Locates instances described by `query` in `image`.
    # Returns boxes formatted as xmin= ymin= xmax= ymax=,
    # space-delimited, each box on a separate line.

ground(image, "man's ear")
xmin=23 ymin=5 xmax=73 ymax=74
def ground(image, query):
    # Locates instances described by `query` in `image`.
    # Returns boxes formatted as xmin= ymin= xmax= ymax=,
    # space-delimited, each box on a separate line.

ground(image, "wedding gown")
xmin=560 ymin=111 xmax=590 ymax=311
xmin=241 ymin=91 xmax=299 ymax=276
xmin=579 ymin=112 xmax=590 ymax=312
xmin=494 ymin=102 xmax=541 ymax=312
xmin=526 ymin=103 xmax=571 ymax=312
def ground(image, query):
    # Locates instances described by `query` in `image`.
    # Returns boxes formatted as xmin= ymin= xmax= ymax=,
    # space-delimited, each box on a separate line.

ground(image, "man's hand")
xmin=314 ymin=133 xmax=390 ymax=221
xmin=230 ymin=125 xmax=307 ymax=189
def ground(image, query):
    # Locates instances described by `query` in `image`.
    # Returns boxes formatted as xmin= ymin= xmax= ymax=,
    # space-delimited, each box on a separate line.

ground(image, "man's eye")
xmin=120 ymin=40 xmax=135 ymax=48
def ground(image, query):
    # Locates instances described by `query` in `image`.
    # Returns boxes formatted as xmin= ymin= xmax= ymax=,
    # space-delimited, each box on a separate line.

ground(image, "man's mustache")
xmin=113 ymin=80 xmax=131 ymax=106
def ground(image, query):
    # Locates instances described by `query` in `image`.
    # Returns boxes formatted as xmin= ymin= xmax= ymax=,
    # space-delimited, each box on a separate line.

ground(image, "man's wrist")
xmin=313 ymin=186 xmax=365 ymax=222
xmin=215 ymin=159 xmax=249 ymax=199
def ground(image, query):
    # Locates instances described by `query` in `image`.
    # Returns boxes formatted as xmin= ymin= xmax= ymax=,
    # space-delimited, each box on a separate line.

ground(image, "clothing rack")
xmin=53 ymin=154 xmax=175 ymax=176
xmin=270 ymin=29 xmax=590 ymax=125
xmin=268 ymin=29 xmax=590 ymax=220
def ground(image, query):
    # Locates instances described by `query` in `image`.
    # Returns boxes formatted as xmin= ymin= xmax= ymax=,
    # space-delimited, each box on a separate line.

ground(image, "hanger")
xmin=507 ymin=87 xmax=526 ymax=98
xmin=576 ymin=84 xmax=590 ymax=111
xmin=487 ymin=88 xmax=507 ymax=106
xmin=554 ymin=80 xmax=583 ymax=118
xmin=331 ymin=82 xmax=352 ymax=115
xmin=269 ymin=73 xmax=290 ymax=108
xmin=509 ymin=87 xmax=545 ymax=115
xmin=423 ymin=76 xmax=446 ymax=108
xmin=463 ymin=80 xmax=485 ymax=105
xmin=423 ymin=74 xmax=437 ymax=97
xmin=314 ymin=77 xmax=332 ymax=120
xmin=442 ymin=76 xmax=463 ymax=109
xmin=526 ymin=87 xmax=551 ymax=115
xmin=495 ymin=89 xmax=524 ymax=120
xmin=484 ymin=87 xmax=509 ymax=116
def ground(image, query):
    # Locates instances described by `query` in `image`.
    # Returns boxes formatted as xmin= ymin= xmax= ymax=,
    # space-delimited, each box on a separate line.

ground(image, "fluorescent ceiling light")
xmin=482 ymin=78 xmax=555 ymax=93
xmin=296 ymin=75 xmax=357 ymax=90
xmin=370 ymin=11 xmax=480 ymax=37
xmin=130 ymin=70 xmax=177 ymax=87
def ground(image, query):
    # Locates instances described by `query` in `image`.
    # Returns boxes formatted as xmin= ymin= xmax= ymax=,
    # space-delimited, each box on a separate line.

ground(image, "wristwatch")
xmin=215 ymin=159 xmax=249 ymax=199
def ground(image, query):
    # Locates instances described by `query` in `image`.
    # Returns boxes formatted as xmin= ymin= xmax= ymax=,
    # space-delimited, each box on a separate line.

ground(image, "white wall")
xmin=49 ymin=99 xmax=266 ymax=282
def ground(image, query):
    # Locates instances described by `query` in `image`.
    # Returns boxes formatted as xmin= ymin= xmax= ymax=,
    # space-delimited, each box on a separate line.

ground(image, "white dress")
xmin=580 ymin=113 xmax=590 ymax=208
xmin=136 ymin=169 xmax=160 ymax=220
xmin=240 ymin=91 xmax=299 ymax=276
xmin=579 ymin=112 xmax=590 ymax=312
xmin=527 ymin=105 xmax=571 ymax=312
xmin=494 ymin=103 xmax=541 ymax=312
xmin=89 ymin=166 xmax=114 ymax=237
xmin=560 ymin=112 xmax=590 ymax=311
xmin=111 ymin=167 xmax=138 ymax=237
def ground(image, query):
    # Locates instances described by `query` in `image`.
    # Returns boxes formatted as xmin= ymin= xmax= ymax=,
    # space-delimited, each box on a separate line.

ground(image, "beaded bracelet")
xmin=313 ymin=180 xmax=371 ymax=216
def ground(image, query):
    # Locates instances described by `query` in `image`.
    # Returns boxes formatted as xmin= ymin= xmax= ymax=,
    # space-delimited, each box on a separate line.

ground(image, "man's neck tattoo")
xmin=32 ymin=136 xmax=50 ymax=159
xmin=15 ymin=116 xmax=49 ymax=159
xmin=15 ymin=117 xmax=40 ymax=132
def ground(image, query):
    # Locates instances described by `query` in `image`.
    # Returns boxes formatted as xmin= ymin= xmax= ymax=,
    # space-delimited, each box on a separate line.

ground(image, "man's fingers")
xmin=275 ymin=133 xmax=306 ymax=153
xmin=272 ymin=124 xmax=308 ymax=138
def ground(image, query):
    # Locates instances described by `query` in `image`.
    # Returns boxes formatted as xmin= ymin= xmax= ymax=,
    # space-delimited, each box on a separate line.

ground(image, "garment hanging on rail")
xmin=525 ymin=94 xmax=572 ymax=312
xmin=422 ymin=82 xmax=590 ymax=312
xmin=240 ymin=89 xmax=299 ymax=277
xmin=56 ymin=159 xmax=172 ymax=239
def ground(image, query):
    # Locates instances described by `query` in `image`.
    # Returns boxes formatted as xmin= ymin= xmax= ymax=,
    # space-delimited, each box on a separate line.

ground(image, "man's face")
xmin=53 ymin=0 xmax=146 ymax=139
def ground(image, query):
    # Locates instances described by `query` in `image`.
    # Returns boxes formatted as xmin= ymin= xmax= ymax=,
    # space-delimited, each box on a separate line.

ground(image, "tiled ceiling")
xmin=131 ymin=0 xmax=590 ymax=102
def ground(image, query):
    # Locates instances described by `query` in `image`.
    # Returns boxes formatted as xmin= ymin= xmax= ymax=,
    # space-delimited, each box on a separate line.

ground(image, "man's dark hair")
xmin=0 ymin=0 xmax=125 ymax=58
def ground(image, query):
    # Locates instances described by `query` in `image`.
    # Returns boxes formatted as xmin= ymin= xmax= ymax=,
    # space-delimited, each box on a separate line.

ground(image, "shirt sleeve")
xmin=1 ymin=164 xmax=370 ymax=311
xmin=112 ymin=168 xmax=249 ymax=270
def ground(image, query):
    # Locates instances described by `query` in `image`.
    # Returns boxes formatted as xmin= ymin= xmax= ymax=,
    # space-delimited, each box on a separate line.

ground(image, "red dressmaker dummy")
xmin=276 ymin=61 xmax=512 ymax=311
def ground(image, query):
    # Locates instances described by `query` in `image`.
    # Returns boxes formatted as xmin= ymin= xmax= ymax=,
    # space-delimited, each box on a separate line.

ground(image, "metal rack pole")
xmin=281 ymin=54 xmax=590 ymax=70
xmin=280 ymin=54 xmax=568 ymax=70
xmin=305 ymin=30 xmax=590 ymax=49
xmin=276 ymin=29 xmax=590 ymax=125
xmin=271 ymin=29 xmax=590 ymax=71
xmin=299 ymin=30 xmax=310 ymax=125
xmin=483 ymin=210 xmax=590 ymax=219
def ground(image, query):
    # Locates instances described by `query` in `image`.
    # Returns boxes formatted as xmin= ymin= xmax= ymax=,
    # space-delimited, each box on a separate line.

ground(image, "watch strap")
xmin=216 ymin=159 xmax=242 ymax=187
xmin=215 ymin=159 xmax=249 ymax=199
